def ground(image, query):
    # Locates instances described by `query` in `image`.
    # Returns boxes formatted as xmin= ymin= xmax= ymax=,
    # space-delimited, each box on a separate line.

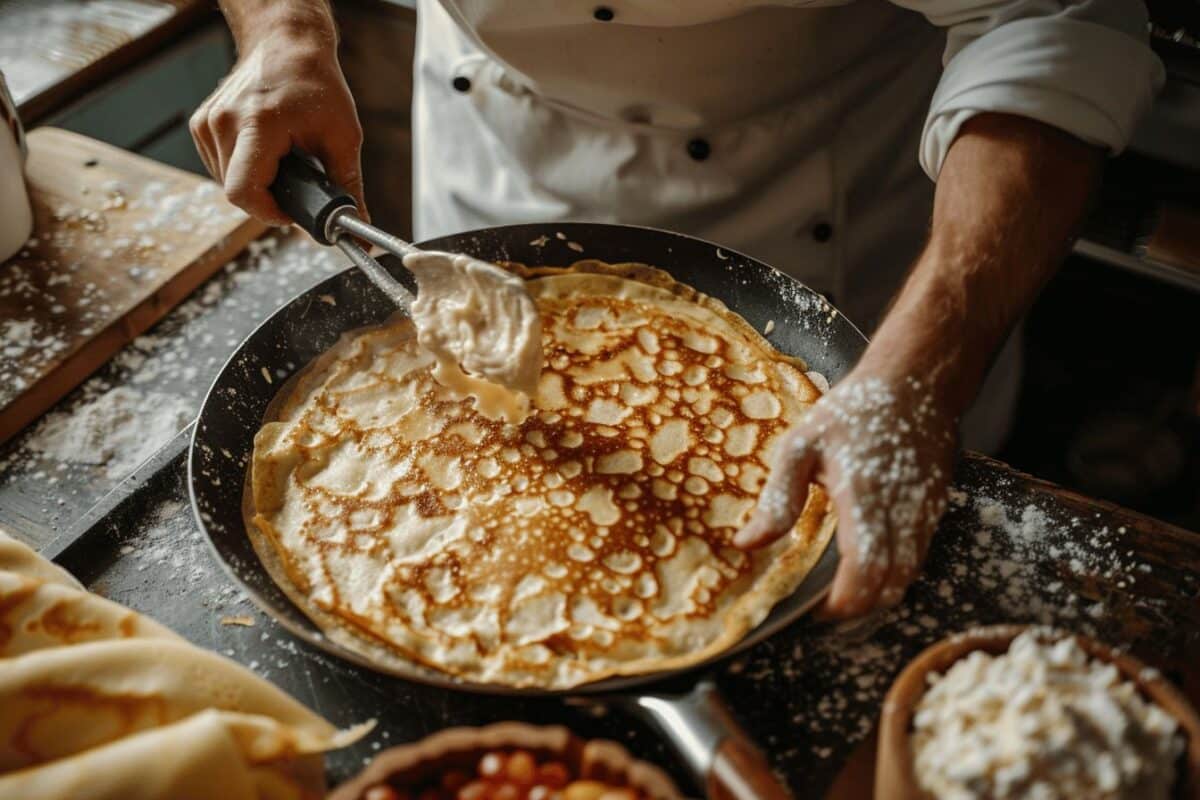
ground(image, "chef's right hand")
xmin=190 ymin=16 xmax=366 ymax=226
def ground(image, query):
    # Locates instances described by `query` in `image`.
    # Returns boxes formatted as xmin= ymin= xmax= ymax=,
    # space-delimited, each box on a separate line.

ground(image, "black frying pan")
xmin=188 ymin=167 xmax=867 ymax=799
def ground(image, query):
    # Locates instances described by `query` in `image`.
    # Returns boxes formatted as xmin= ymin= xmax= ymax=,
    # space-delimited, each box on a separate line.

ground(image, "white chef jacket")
xmin=411 ymin=0 xmax=1163 ymax=452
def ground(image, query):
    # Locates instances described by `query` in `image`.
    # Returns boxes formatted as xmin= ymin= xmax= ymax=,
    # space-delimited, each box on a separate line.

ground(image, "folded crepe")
xmin=0 ymin=529 xmax=367 ymax=800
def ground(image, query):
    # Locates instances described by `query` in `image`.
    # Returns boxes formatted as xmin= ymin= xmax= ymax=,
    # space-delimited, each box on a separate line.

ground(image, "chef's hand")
xmin=735 ymin=369 xmax=956 ymax=618
xmin=190 ymin=3 xmax=366 ymax=226
xmin=733 ymin=114 xmax=1105 ymax=618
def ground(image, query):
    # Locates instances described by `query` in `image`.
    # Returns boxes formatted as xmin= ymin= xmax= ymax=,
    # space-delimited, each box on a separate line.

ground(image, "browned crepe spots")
xmin=247 ymin=266 xmax=835 ymax=688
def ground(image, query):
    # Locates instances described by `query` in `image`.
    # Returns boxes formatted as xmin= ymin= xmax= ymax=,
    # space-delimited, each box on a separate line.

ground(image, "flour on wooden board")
xmin=0 ymin=176 xmax=247 ymax=400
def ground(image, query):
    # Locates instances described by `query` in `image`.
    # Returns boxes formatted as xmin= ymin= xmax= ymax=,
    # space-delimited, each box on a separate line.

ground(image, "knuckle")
xmin=244 ymin=103 xmax=278 ymax=125
xmin=188 ymin=109 xmax=207 ymax=136
xmin=224 ymin=181 xmax=255 ymax=206
xmin=210 ymin=106 xmax=239 ymax=130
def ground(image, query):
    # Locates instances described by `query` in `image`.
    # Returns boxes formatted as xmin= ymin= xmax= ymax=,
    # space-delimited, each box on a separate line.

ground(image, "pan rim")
xmin=188 ymin=221 xmax=864 ymax=696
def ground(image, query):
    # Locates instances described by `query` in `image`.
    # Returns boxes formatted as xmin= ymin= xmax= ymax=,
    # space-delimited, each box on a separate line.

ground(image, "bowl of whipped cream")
xmin=877 ymin=625 xmax=1200 ymax=800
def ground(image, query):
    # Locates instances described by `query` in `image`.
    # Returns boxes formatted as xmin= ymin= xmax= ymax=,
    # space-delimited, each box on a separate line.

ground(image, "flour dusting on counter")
xmin=27 ymin=387 xmax=191 ymax=478
xmin=725 ymin=464 xmax=1182 ymax=774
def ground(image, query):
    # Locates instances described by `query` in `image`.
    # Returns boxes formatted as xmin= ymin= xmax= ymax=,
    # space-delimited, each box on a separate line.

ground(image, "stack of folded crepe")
xmin=0 ymin=530 xmax=366 ymax=800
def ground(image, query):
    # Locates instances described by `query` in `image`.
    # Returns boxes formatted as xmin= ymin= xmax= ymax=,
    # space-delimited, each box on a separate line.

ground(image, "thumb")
xmin=734 ymin=429 xmax=818 ymax=549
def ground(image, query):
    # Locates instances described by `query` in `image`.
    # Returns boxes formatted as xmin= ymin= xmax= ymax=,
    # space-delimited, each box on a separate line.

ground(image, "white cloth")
xmin=411 ymin=0 xmax=1163 ymax=451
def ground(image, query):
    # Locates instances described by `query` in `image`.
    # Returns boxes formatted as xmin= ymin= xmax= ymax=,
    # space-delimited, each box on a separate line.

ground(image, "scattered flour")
xmin=0 ymin=175 xmax=248 ymax=408
xmin=913 ymin=628 xmax=1181 ymax=800
xmin=1 ymin=318 xmax=36 ymax=358
xmin=0 ymin=230 xmax=344 ymax=533
xmin=727 ymin=465 xmax=1185 ymax=784
xmin=26 ymin=387 xmax=192 ymax=479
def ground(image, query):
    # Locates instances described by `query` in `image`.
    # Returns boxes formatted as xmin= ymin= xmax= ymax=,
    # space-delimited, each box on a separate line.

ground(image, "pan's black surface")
xmin=188 ymin=222 xmax=868 ymax=695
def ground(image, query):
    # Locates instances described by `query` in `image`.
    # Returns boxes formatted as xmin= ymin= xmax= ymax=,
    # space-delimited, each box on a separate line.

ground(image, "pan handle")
xmin=268 ymin=150 xmax=357 ymax=245
xmin=632 ymin=680 xmax=793 ymax=800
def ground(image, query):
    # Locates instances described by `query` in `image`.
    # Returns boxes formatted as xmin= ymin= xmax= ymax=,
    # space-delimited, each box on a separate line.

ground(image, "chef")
xmin=191 ymin=0 xmax=1163 ymax=618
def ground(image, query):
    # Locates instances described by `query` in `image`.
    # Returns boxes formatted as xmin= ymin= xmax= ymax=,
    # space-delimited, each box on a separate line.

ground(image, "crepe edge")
xmin=242 ymin=261 xmax=836 ymax=689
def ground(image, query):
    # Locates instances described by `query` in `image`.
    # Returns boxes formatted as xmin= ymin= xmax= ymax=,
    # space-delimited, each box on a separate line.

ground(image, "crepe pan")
xmin=189 ymin=174 xmax=868 ymax=798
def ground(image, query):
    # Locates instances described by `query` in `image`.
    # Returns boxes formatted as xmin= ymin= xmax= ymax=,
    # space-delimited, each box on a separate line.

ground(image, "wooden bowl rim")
xmin=877 ymin=624 xmax=1200 ymax=800
xmin=328 ymin=721 xmax=687 ymax=800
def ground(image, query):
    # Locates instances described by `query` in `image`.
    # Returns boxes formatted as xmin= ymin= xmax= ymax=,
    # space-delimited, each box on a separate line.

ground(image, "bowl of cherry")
xmin=329 ymin=722 xmax=686 ymax=800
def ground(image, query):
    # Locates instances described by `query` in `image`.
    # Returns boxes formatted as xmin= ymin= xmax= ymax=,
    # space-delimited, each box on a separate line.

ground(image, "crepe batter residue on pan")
xmin=246 ymin=263 xmax=835 ymax=688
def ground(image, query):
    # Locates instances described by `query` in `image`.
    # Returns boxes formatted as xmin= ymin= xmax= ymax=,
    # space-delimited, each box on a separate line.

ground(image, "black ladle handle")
xmin=269 ymin=150 xmax=356 ymax=245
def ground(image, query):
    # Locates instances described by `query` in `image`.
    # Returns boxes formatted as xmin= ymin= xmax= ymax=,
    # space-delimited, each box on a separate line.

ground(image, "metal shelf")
xmin=1073 ymin=238 xmax=1200 ymax=295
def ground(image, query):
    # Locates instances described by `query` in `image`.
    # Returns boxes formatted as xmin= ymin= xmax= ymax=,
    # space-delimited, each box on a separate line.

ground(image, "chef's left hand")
xmin=734 ymin=367 xmax=956 ymax=618
xmin=733 ymin=114 xmax=1107 ymax=619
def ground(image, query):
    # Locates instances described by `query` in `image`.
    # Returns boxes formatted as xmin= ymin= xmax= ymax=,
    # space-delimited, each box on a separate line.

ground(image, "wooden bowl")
xmin=329 ymin=722 xmax=686 ymax=800
xmin=876 ymin=624 xmax=1200 ymax=800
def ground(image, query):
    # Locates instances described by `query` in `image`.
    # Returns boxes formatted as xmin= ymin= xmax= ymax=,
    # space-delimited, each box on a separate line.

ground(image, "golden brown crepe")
xmin=0 ymin=529 xmax=366 ymax=800
xmin=247 ymin=262 xmax=835 ymax=688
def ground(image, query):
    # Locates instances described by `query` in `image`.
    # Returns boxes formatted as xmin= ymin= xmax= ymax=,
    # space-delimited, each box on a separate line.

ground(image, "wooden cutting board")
xmin=0 ymin=127 xmax=267 ymax=445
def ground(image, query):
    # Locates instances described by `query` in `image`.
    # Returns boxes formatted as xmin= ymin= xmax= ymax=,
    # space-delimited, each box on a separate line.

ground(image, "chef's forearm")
xmin=218 ymin=0 xmax=336 ymax=54
xmin=857 ymin=113 xmax=1103 ymax=417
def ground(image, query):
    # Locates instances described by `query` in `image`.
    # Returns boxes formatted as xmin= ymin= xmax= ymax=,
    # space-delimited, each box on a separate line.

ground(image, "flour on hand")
xmin=741 ymin=375 xmax=952 ymax=604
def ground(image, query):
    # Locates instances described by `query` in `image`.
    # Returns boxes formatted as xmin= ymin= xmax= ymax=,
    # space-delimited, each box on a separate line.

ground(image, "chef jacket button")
xmin=687 ymin=138 xmax=711 ymax=161
xmin=812 ymin=222 xmax=833 ymax=242
xmin=452 ymin=76 xmax=471 ymax=93
xmin=594 ymin=6 xmax=615 ymax=21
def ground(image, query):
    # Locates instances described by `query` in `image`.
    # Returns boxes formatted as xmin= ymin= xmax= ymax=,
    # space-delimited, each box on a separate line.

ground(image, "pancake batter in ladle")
xmin=268 ymin=153 xmax=543 ymax=424
xmin=404 ymin=250 xmax=542 ymax=424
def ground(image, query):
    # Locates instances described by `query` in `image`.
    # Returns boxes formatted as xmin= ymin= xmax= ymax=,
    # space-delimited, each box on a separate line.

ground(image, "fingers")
xmin=734 ymin=429 xmax=817 ymax=549
xmin=819 ymin=486 xmax=892 ymax=619
xmin=186 ymin=41 xmax=365 ymax=228
xmin=224 ymin=126 xmax=293 ymax=225
xmin=820 ymin=480 xmax=948 ymax=618
xmin=877 ymin=484 xmax=947 ymax=608
xmin=189 ymin=104 xmax=219 ymax=180
xmin=879 ymin=517 xmax=922 ymax=609
xmin=207 ymin=105 xmax=240 ymax=184
xmin=312 ymin=121 xmax=368 ymax=222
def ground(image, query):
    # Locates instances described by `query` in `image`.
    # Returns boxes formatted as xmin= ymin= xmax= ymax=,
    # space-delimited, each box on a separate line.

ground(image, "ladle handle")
xmin=632 ymin=680 xmax=793 ymax=800
xmin=269 ymin=150 xmax=357 ymax=245
xmin=708 ymin=735 xmax=793 ymax=800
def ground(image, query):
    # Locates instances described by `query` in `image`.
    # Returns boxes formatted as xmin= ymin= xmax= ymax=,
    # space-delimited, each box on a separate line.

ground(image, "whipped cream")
xmin=403 ymin=251 xmax=542 ymax=423
xmin=912 ymin=629 xmax=1182 ymax=800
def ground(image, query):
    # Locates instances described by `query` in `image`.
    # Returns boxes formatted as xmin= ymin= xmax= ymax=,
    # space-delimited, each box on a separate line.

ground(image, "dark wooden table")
xmin=32 ymin=446 xmax=1200 ymax=798
xmin=2 ymin=233 xmax=1198 ymax=797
